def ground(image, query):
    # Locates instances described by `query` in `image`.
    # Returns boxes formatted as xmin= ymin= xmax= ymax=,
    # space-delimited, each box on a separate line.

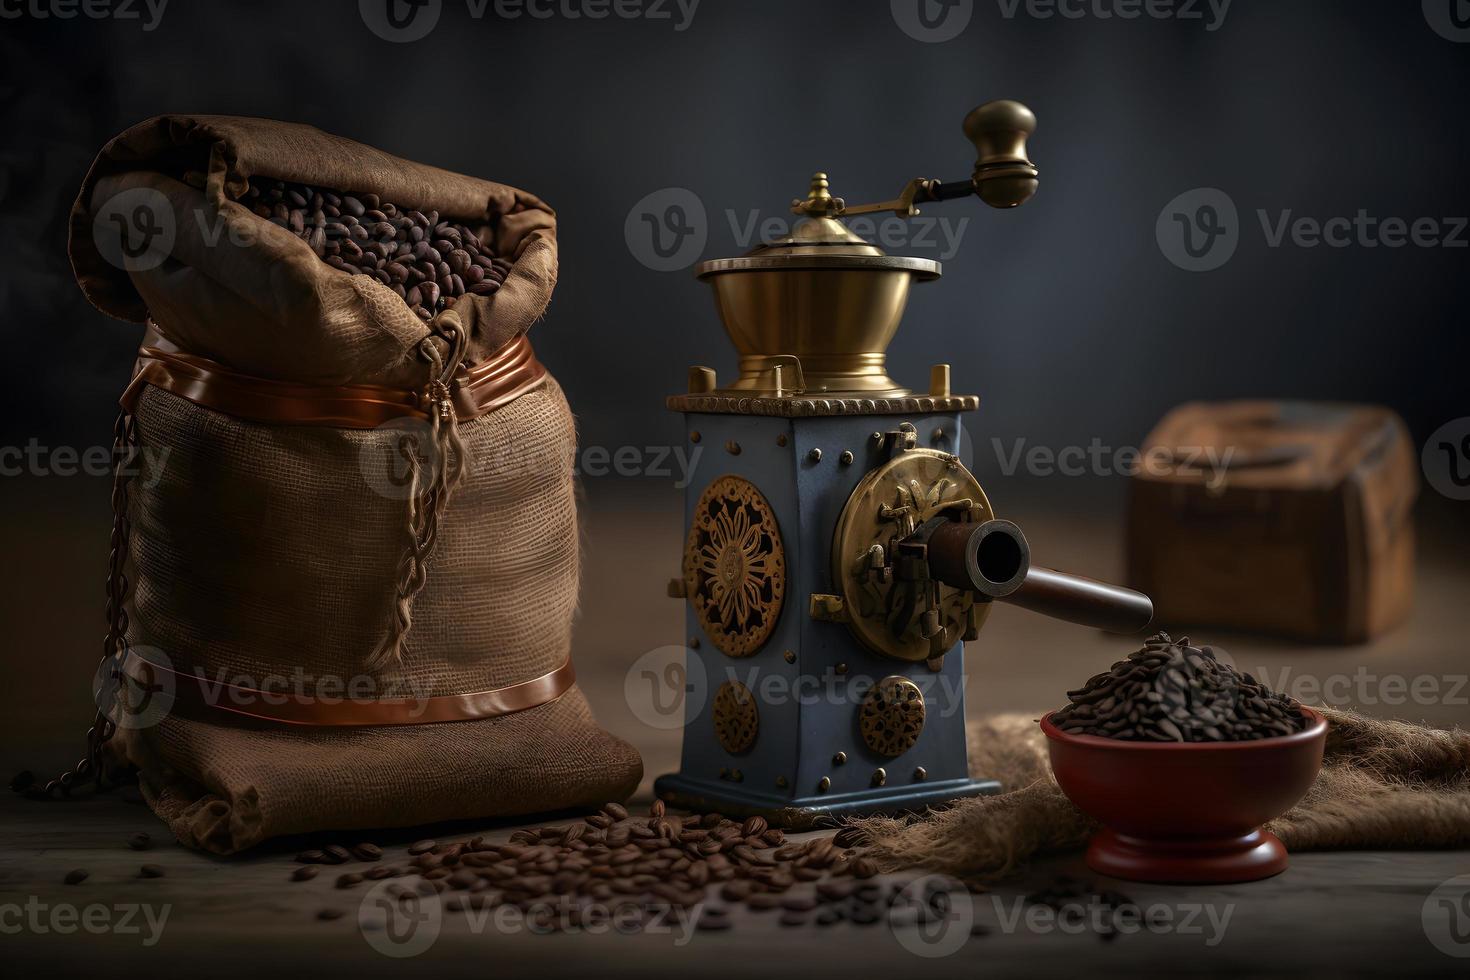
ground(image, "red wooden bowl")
xmin=1040 ymin=707 xmax=1327 ymax=884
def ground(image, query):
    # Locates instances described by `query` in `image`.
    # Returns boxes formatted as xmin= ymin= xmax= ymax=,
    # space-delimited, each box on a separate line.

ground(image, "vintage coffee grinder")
xmin=656 ymin=101 xmax=1153 ymax=825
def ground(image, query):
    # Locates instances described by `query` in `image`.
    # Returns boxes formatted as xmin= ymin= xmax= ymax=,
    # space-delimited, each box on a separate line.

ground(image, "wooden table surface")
xmin=3 ymin=479 xmax=1468 ymax=977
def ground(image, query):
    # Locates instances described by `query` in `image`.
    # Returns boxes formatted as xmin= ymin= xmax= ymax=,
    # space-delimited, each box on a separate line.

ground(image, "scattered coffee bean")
xmin=126 ymin=832 xmax=152 ymax=851
xmin=336 ymin=872 xmax=364 ymax=889
xmin=407 ymin=839 xmax=437 ymax=856
xmin=316 ymin=908 xmax=344 ymax=921
xmin=292 ymin=865 xmax=320 ymax=882
xmin=351 ymin=842 xmax=383 ymax=862
xmin=296 ymin=849 xmax=325 ymax=864
xmin=139 ymin=864 xmax=165 ymax=879
xmin=1052 ymin=632 xmax=1309 ymax=742
xmin=320 ymin=845 xmax=352 ymax=865
xmin=63 ymin=869 xmax=88 ymax=885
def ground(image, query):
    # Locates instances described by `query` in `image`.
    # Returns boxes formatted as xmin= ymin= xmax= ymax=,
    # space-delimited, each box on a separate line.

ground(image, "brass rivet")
xmin=834 ymin=663 xmax=848 ymax=675
xmin=776 ymin=434 xmax=788 ymax=447
xmin=818 ymin=776 xmax=831 ymax=793
xmin=872 ymin=768 xmax=887 ymax=787
xmin=689 ymin=636 xmax=701 ymax=650
xmin=839 ymin=450 xmax=854 ymax=465
xmin=807 ymin=448 xmax=823 ymax=462
xmin=870 ymin=432 xmax=883 ymax=445
xmin=775 ymin=775 xmax=788 ymax=788
xmin=725 ymin=440 xmax=742 ymax=455
xmin=690 ymin=431 xmax=701 ymax=443
xmin=832 ymin=751 xmax=847 ymax=766
xmin=913 ymin=766 xmax=927 ymax=781
xmin=783 ymin=650 xmax=796 ymax=664
xmin=931 ymin=427 xmax=946 ymax=444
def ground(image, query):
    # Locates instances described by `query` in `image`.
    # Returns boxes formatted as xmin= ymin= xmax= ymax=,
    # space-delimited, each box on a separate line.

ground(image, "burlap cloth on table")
xmin=850 ymin=708 xmax=1470 ymax=879
xmin=68 ymin=115 xmax=642 ymax=854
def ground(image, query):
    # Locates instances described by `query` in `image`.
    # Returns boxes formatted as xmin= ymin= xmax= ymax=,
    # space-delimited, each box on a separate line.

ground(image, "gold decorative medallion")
xmin=684 ymin=475 xmax=785 ymax=656
xmin=830 ymin=430 xmax=995 ymax=662
xmin=859 ymin=676 xmax=926 ymax=757
xmin=712 ymin=680 xmax=759 ymax=754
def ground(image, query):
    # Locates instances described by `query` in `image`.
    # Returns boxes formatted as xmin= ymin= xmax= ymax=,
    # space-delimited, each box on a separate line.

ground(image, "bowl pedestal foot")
xmin=1085 ymin=827 xmax=1289 ymax=884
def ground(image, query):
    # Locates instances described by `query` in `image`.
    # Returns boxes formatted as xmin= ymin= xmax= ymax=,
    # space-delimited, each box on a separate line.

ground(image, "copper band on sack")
xmin=119 ymin=653 xmax=577 ymax=727
xmin=121 ymin=330 xmax=547 ymax=427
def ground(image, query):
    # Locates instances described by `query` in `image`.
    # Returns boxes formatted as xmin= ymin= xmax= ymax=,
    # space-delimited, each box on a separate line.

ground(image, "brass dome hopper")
xmin=694 ymin=100 xmax=1040 ymax=398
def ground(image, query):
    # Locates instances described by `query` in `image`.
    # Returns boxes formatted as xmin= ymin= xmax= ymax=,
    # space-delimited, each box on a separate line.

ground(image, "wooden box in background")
xmin=1127 ymin=401 xmax=1418 ymax=644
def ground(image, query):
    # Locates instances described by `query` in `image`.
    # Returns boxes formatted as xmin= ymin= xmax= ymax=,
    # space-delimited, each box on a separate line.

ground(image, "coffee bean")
xmin=336 ymin=872 xmax=364 ymax=888
xmin=64 ymin=869 xmax=88 ymax=885
xmin=316 ymin=908 xmax=344 ymax=921
xmin=1051 ymin=632 xmax=1307 ymax=742
xmin=351 ymin=842 xmax=383 ymax=862
xmin=408 ymin=839 xmax=437 ymax=856
xmin=296 ymin=849 xmax=325 ymax=864
xmin=244 ymin=179 xmax=508 ymax=321
xmin=292 ymin=865 xmax=320 ymax=882
xmin=127 ymin=832 xmax=152 ymax=851
xmin=650 ymin=799 xmax=666 ymax=818
xmin=321 ymin=845 xmax=352 ymax=865
xmin=139 ymin=864 xmax=165 ymax=878
xmin=603 ymin=802 xmax=628 ymax=821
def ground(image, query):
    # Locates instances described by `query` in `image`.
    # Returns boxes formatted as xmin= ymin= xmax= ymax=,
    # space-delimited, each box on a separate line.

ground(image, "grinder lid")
xmin=695 ymin=175 xmax=941 ymax=279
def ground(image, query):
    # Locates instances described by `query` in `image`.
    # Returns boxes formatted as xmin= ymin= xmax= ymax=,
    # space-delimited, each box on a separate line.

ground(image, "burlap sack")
xmin=850 ymin=708 xmax=1470 ymax=880
xmin=67 ymin=115 xmax=642 ymax=854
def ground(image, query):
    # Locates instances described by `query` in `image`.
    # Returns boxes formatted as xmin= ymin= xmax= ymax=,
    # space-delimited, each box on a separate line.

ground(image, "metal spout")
xmin=924 ymin=518 xmax=1153 ymax=634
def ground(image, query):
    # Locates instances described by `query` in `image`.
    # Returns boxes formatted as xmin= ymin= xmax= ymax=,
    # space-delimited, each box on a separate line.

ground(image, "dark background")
xmin=1 ymin=0 xmax=1467 ymax=506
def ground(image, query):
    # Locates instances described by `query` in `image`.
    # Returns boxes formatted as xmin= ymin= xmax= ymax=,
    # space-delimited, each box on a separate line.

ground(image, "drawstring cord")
xmin=366 ymin=311 xmax=470 ymax=673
